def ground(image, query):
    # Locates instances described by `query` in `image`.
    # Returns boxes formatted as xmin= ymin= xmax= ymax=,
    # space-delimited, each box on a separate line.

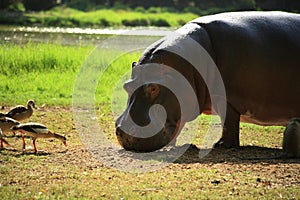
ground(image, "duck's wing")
xmin=0 ymin=117 xmax=19 ymax=124
xmin=19 ymin=124 xmax=49 ymax=134
xmin=6 ymin=106 xmax=27 ymax=117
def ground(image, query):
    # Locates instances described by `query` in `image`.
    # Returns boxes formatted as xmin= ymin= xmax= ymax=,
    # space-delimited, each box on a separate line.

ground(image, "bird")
xmin=11 ymin=122 xmax=67 ymax=153
xmin=0 ymin=117 xmax=20 ymax=148
xmin=2 ymin=99 xmax=36 ymax=121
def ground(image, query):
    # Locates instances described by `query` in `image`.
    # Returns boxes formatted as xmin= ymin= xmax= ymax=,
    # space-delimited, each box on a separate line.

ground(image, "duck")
xmin=2 ymin=100 xmax=36 ymax=121
xmin=0 ymin=117 xmax=20 ymax=148
xmin=11 ymin=122 xmax=67 ymax=153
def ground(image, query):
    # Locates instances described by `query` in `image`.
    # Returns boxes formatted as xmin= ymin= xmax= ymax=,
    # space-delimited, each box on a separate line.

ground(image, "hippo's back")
xmin=191 ymin=11 xmax=300 ymax=125
xmin=191 ymin=11 xmax=300 ymax=27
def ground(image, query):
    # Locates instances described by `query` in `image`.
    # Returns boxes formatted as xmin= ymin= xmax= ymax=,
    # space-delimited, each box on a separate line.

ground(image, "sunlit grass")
xmin=25 ymin=7 xmax=199 ymax=27
xmin=0 ymin=42 xmax=93 ymax=105
xmin=0 ymin=42 xmax=91 ymax=75
xmin=0 ymin=72 xmax=74 ymax=106
xmin=0 ymin=42 xmax=142 ymax=106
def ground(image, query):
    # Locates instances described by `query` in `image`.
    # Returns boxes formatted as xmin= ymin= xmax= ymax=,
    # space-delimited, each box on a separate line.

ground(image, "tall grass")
xmin=0 ymin=72 xmax=75 ymax=106
xmin=18 ymin=7 xmax=198 ymax=27
xmin=0 ymin=42 xmax=141 ymax=106
xmin=0 ymin=42 xmax=91 ymax=75
xmin=0 ymin=42 xmax=91 ymax=105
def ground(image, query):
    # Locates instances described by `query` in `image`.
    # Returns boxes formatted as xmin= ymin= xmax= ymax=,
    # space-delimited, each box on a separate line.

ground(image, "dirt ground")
xmin=54 ymin=144 xmax=300 ymax=186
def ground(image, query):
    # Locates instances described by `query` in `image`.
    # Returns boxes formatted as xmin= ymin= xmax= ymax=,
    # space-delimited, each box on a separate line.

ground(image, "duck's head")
xmin=27 ymin=100 xmax=36 ymax=109
xmin=52 ymin=132 xmax=67 ymax=146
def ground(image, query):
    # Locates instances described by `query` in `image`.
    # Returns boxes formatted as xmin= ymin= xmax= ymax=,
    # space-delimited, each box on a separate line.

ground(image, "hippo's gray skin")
xmin=282 ymin=118 xmax=300 ymax=158
xmin=116 ymin=11 xmax=300 ymax=152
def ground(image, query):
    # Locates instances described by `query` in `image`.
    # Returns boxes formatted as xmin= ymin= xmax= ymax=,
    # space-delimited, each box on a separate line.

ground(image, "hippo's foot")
xmin=213 ymin=138 xmax=240 ymax=149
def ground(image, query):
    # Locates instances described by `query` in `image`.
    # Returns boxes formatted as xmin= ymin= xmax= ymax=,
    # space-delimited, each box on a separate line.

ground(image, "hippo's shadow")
xmin=174 ymin=144 xmax=300 ymax=164
xmin=114 ymin=144 xmax=299 ymax=166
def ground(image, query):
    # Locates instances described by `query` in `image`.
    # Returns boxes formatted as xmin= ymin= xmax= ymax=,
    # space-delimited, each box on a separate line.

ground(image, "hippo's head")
xmin=115 ymin=62 xmax=181 ymax=152
xmin=115 ymin=48 xmax=208 ymax=152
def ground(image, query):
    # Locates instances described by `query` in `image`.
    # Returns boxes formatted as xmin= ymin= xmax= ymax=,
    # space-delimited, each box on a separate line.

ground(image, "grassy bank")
xmin=0 ymin=42 xmax=142 ymax=106
xmin=0 ymin=42 xmax=91 ymax=106
xmin=0 ymin=6 xmax=199 ymax=28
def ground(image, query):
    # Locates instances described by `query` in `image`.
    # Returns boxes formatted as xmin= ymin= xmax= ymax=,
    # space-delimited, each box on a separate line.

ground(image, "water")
xmin=0 ymin=26 xmax=174 ymax=45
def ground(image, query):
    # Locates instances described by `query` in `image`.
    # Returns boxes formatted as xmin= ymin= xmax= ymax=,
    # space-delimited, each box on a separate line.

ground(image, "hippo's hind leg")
xmin=282 ymin=118 xmax=300 ymax=158
xmin=214 ymin=103 xmax=241 ymax=148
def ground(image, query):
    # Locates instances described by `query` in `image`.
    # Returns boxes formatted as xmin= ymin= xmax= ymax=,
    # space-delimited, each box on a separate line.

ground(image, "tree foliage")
xmin=1 ymin=0 xmax=300 ymax=12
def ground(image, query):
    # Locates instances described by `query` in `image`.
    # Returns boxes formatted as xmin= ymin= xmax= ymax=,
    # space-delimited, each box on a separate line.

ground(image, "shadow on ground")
xmin=0 ymin=147 xmax=67 ymax=157
xmin=174 ymin=144 xmax=300 ymax=164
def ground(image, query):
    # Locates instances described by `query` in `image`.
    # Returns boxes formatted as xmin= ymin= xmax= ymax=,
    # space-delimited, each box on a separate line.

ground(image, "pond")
xmin=0 ymin=26 xmax=174 ymax=46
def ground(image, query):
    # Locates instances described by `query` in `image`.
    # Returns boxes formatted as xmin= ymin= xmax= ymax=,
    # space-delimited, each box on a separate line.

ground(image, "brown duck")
xmin=3 ymin=100 xmax=36 ymax=121
xmin=11 ymin=122 xmax=67 ymax=153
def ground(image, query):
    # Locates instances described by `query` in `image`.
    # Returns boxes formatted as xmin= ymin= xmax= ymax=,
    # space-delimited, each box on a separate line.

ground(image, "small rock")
xmin=256 ymin=178 xmax=261 ymax=182
xmin=211 ymin=179 xmax=221 ymax=185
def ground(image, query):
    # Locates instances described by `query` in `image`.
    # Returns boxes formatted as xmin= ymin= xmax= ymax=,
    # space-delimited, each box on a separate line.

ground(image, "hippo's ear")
xmin=145 ymin=84 xmax=160 ymax=101
xmin=132 ymin=62 xmax=137 ymax=68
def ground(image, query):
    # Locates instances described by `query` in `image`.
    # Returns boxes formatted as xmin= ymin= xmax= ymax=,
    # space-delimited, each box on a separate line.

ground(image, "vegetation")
xmin=0 ymin=97 xmax=299 ymax=199
xmin=0 ymin=6 xmax=198 ymax=27
xmin=0 ymin=42 xmax=92 ymax=105
xmin=2 ymin=0 xmax=300 ymax=13
xmin=0 ymin=42 xmax=88 ymax=75
xmin=0 ymin=41 xmax=143 ymax=106
xmin=1 ymin=0 xmax=299 ymax=28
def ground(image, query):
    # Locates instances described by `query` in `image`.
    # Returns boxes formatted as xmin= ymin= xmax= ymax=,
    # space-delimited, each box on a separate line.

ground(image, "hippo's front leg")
xmin=214 ymin=103 xmax=241 ymax=148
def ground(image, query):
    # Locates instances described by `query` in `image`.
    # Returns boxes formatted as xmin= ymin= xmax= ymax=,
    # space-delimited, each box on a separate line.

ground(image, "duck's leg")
xmin=32 ymin=138 xmax=37 ymax=153
xmin=22 ymin=135 xmax=26 ymax=150
xmin=0 ymin=138 xmax=9 ymax=148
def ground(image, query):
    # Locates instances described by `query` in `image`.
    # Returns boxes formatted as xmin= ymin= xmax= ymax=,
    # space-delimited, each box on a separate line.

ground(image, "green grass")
xmin=0 ymin=42 xmax=141 ymax=106
xmin=0 ymin=42 xmax=90 ymax=75
xmin=0 ymin=42 xmax=91 ymax=106
xmin=0 ymin=6 xmax=199 ymax=28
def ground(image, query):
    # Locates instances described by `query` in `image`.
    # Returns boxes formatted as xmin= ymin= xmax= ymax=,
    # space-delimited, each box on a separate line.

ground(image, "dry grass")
xmin=0 ymin=106 xmax=299 ymax=199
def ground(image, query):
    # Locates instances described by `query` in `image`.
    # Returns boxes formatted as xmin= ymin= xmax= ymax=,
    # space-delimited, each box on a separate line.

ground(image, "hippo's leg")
xmin=214 ymin=103 xmax=240 ymax=148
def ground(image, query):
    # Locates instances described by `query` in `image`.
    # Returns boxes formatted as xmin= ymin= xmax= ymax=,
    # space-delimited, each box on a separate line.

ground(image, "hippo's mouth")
xmin=116 ymin=124 xmax=178 ymax=152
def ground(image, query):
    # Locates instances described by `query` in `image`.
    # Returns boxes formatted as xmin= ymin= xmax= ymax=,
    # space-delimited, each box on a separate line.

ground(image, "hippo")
xmin=115 ymin=11 xmax=300 ymax=152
